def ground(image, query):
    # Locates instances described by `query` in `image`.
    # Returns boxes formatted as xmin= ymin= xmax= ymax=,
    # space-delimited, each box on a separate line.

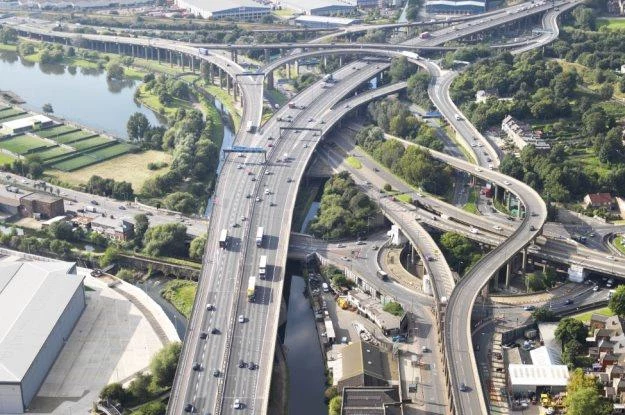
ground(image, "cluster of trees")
xmin=126 ymin=111 xmax=166 ymax=149
xmin=99 ymin=342 xmax=181 ymax=413
xmin=0 ymin=26 xmax=17 ymax=44
xmin=0 ymin=228 xmax=75 ymax=259
xmin=85 ymin=175 xmax=134 ymax=201
xmin=441 ymin=45 xmax=493 ymax=69
xmin=142 ymin=222 xmax=188 ymax=257
xmin=367 ymin=100 xmax=442 ymax=150
xmin=437 ymin=232 xmax=483 ymax=275
xmin=142 ymin=73 xmax=191 ymax=107
xmin=14 ymin=40 xmax=69 ymax=64
xmin=308 ymin=172 xmax=378 ymax=239
xmin=7 ymin=156 xmax=44 ymax=179
xmin=140 ymin=108 xmax=221 ymax=212
xmin=564 ymin=368 xmax=613 ymax=415
xmin=293 ymin=72 xmax=320 ymax=92
xmin=555 ymin=318 xmax=590 ymax=368
xmin=322 ymin=265 xmax=355 ymax=290
xmin=356 ymin=126 xmax=452 ymax=195
xmin=525 ymin=268 xmax=557 ymax=292
xmin=499 ymin=142 xmax=625 ymax=203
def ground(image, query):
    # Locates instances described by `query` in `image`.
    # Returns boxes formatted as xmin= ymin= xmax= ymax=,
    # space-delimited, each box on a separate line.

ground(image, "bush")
xmin=150 ymin=342 xmax=182 ymax=388
xmin=383 ymin=301 xmax=404 ymax=316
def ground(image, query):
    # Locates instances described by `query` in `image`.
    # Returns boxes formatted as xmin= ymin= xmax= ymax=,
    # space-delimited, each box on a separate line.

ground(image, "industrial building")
xmin=0 ymin=261 xmax=85 ymax=414
xmin=174 ymin=0 xmax=271 ymax=20
xmin=1 ymin=114 xmax=54 ymax=135
xmin=424 ymin=0 xmax=486 ymax=14
xmin=278 ymin=0 xmax=356 ymax=16
xmin=335 ymin=341 xmax=399 ymax=390
xmin=294 ymin=15 xmax=361 ymax=28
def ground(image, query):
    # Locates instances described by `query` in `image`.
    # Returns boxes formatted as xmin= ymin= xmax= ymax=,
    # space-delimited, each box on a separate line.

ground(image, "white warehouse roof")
xmin=294 ymin=15 xmax=359 ymax=25
xmin=1 ymin=114 xmax=52 ymax=131
xmin=0 ymin=261 xmax=82 ymax=383
xmin=177 ymin=0 xmax=270 ymax=13
xmin=425 ymin=0 xmax=486 ymax=5
xmin=508 ymin=364 xmax=570 ymax=387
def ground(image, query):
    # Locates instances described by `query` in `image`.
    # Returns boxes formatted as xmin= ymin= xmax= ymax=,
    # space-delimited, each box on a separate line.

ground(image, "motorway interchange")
xmin=6 ymin=1 xmax=594 ymax=413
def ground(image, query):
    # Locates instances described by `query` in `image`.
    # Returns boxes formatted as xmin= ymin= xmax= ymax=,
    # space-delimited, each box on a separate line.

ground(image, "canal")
xmin=284 ymin=274 xmax=328 ymax=415
xmin=0 ymin=50 xmax=163 ymax=138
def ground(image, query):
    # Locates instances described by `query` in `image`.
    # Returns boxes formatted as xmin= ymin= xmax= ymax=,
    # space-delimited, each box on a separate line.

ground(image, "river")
xmin=284 ymin=275 xmax=327 ymax=415
xmin=0 ymin=51 xmax=163 ymax=138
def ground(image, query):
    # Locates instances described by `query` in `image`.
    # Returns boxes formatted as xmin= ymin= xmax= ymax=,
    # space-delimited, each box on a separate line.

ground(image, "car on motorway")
xmin=118 ymin=205 xmax=126 ymax=210
xmin=265 ymin=171 xmax=271 ymax=175
xmin=593 ymin=285 xmax=600 ymax=292
xmin=233 ymin=399 xmax=242 ymax=409
xmin=184 ymin=404 xmax=195 ymax=412
xmin=287 ymin=177 xmax=292 ymax=183
xmin=256 ymin=197 xmax=261 ymax=202
xmin=426 ymin=255 xmax=434 ymax=261
xmin=565 ymin=299 xmax=573 ymax=305
xmin=523 ymin=305 xmax=535 ymax=311
xmin=267 ymin=143 xmax=273 ymax=147
xmin=341 ymin=256 xmax=350 ymax=261
xmin=503 ymin=180 xmax=511 ymax=185
xmin=304 ymin=143 xmax=308 ymax=148
xmin=470 ymin=143 xmax=477 ymax=147
xmin=199 ymin=331 xmax=207 ymax=339
xmin=237 ymin=164 xmax=243 ymax=170
xmin=356 ymin=241 xmax=366 ymax=245
xmin=530 ymin=225 xmax=536 ymax=231
xmin=192 ymin=362 xmax=202 ymax=371
xmin=493 ymin=225 xmax=502 ymax=231
xmin=238 ymin=315 xmax=245 ymax=323
xmin=249 ymin=362 xmax=256 ymax=370
xmin=460 ymin=383 xmax=469 ymax=392
xmin=238 ymin=360 xmax=245 ymax=368
xmin=246 ymin=193 xmax=251 ymax=199
xmin=270 ymin=201 xmax=276 ymax=206
xmin=211 ymin=327 xmax=219 ymax=334
xmin=251 ymin=176 xmax=256 ymax=181
xmin=206 ymin=304 xmax=214 ymax=310
xmin=213 ymin=369 xmax=220 ymax=377
xmin=264 ymin=188 xmax=270 ymax=195
xmin=475 ymin=167 xmax=482 ymax=172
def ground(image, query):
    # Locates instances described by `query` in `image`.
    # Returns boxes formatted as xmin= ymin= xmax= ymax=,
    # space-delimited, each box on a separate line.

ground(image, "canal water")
xmin=284 ymin=275 xmax=327 ymax=415
xmin=0 ymin=51 xmax=163 ymax=138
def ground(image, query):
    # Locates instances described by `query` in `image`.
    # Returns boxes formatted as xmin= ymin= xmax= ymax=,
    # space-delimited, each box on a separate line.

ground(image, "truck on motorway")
xmin=256 ymin=227 xmax=264 ymax=247
xmin=288 ymin=102 xmax=298 ymax=109
xmin=198 ymin=48 xmax=208 ymax=55
xmin=377 ymin=270 xmax=388 ymax=281
xmin=246 ymin=121 xmax=255 ymax=133
xmin=401 ymin=51 xmax=420 ymax=60
xmin=259 ymin=255 xmax=267 ymax=279
xmin=219 ymin=229 xmax=228 ymax=248
xmin=85 ymin=205 xmax=97 ymax=213
xmin=323 ymin=74 xmax=334 ymax=83
xmin=419 ymin=31 xmax=431 ymax=39
xmin=247 ymin=276 xmax=256 ymax=302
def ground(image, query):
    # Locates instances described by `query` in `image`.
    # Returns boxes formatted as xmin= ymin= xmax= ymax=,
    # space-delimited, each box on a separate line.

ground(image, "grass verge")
xmin=571 ymin=306 xmax=614 ymax=323
xmin=345 ymin=156 xmax=362 ymax=169
xmin=161 ymin=279 xmax=197 ymax=319
xmin=463 ymin=188 xmax=479 ymax=215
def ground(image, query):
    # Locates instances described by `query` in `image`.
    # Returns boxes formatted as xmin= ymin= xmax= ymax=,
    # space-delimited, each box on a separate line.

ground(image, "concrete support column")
xmin=180 ymin=52 xmax=184 ymax=69
xmin=117 ymin=43 xmax=121 ymax=54
xmin=505 ymin=261 xmax=512 ymax=288
xmin=264 ymin=48 xmax=270 ymax=63
xmin=219 ymin=68 xmax=224 ymax=87
xmin=324 ymin=56 xmax=327 ymax=67
xmin=145 ymin=46 xmax=148 ymax=59
xmin=226 ymin=75 xmax=231 ymax=93
xmin=522 ymin=248 xmax=527 ymax=274
xmin=233 ymin=82 xmax=238 ymax=101
xmin=494 ymin=184 xmax=499 ymax=200
xmin=266 ymin=71 xmax=274 ymax=90
xmin=103 ymin=42 xmax=107 ymax=53
xmin=191 ymin=56 xmax=195 ymax=72
xmin=339 ymin=56 xmax=343 ymax=66
xmin=157 ymin=48 xmax=160 ymax=63
xmin=169 ymin=50 xmax=173 ymax=67
xmin=492 ymin=271 xmax=499 ymax=290
xmin=295 ymin=59 xmax=299 ymax=75
xmin=131 ymin=45 xmax=135 ymax=57
xmin=286 ymin=62 xmax=290 ymax=79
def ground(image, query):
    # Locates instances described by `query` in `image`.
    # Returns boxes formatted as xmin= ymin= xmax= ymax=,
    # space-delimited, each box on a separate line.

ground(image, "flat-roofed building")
xmin=336 ymin=341 xmax=399 ymax=390
xmin=175 ymin=0 xmax=271 ymax=20
xmin=341 ymin=387 xmax=403 ymax=414
xmin=1 ymin=114 xmax=54 ymax=135
xmin=0 ymin=261 xmax=85 ymax=414
xmin=279 ymin=0 xmax=357 ymax=16
xmin=424 ymin=0 xmax=486 ymax=14
xmin=20 ymin=192 xmax=64 ymax=219
xmin=508 ymin=364 xmax=569 ymax=394
xmin=294 ymin=14 xmax=361 ymax=28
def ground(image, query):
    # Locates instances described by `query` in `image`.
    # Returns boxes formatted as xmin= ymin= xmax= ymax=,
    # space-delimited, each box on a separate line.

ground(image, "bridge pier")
xmin=226 ymin=74 xmax=231 ymax=94
xmin=266 ymin=70 xmax=274 ymax=90
xmin=505 ymin=261 xmax=512 ymax=288
xmin=264 ymin=48 xmax=270 ymax=63
xmin=219 ymin=68 xmax=223 ymax=87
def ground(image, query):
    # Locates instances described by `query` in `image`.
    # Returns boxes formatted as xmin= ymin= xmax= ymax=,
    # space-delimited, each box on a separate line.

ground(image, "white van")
xmin=322 ymin=283 xmax=329 ymax=293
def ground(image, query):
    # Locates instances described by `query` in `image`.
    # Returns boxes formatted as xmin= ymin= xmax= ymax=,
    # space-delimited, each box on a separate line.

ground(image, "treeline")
xmin=356 ymin=126 xmax=452 ymax=195
xmin=86 ymin=175 xmax=134 ymax=200
xmin=142 ymin=73 xmax=191 ymax=106
xmin=436 ymin=231 xmax=484 ymax=275
xmin=309 ymin=172 xmax=378 ymax=239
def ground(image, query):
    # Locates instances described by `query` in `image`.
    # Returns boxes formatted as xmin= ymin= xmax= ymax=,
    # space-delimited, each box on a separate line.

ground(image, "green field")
xmin=597 ymin=18 xmax=625 ymax=30
xmin=70 ymin=136 xmax=113 ymax=151
xmin=87 ymin=143 xmax=135 ymax=159
xmin=51 ymin=154 xmax=99 ymax=171
xmin=53 ymin=131 xmax=99 ymax=144
xmin=572 ymin=306 xmax=614 ymax=323
xmin=0 ymin=135 xmax=55 ymax=154
xmin=36 ymin=125 xmax=80 ymax=138
xmin=0 ymin=108 xmax=26 ymax=120
xmin=0 ymin=152 xmax=15 ymax=165
xmin=33 ymin=146 xmax=75 ymax=161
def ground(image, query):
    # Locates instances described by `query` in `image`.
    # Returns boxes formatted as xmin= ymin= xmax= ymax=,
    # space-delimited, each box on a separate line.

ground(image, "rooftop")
xmin=177 ymin=0 xmax=270 ymax=12
xmin=339 ymin=341 xmax=395 ymax=384
xmin=341 ymin=387 xmax=402 ymax=415
xmin=21 ymin=191 xmax=63 ymax=204
xmin=280 ymin=0 xmax=357 ymax=11
xmin=294 ymin=15 xmax=360 ymax=24
xmin=0 ymin=261 xmax=83 ymax=383
xmin=508 ymin=364 xmax=569 ymax=387
xmin=1 ymin=114 xmax=52 ymax=131
xmin=586 ymin=192 xmax=613 ymax=205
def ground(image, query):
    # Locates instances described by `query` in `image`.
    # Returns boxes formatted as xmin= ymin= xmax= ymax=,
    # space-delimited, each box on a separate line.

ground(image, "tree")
xmin=150 ymin=342 xmax=182 ymax=388
xmin=126 ymin=372 xmax=152 ymax=403
xmin=383 ymin=301 xmax=404 ymax=316
xmin=42 ymin=103 xmax=54 ymax=114
xmin=189 ymin=233 xmax=207 ymax=260
xmin=143 ymin=223 xmax=188 ymax=257
xmin=164 ymin=191 xmax=198 ymax=214
xmin=599 ymin=83 xmax=614 ymax=100
xmin=106 ymin=61 xmax=124 ymax=80
xmin=134 ymin=214 xmax=149 ymax=247
xmin=609 ymin=285 xmax=625 ymax=316
xmin=0 ymin=27 xmax=17 ymax=44
xmin=532 ymin=307 xmax=557 ymax=322
xmin=389 ymin=56 xmax=412 ymax=82
xmin=328 ymin=396 xmax=342 ymax=415
xmin=555 ymin=318 xmax=587 ymax=348
xmin=562 ymin=339 xmax=584 ymax=368
xmin=567 ymin=387 xmax=611 ymax=415
xmin=100 ymin=246 xmax=120 ymax=267
xmin=99 ymin=382 xmax=127 ymax=406
xmin=48 ymin=221 xmax=74 ymax=242
xmin=127 ymin=112 xmax=151 ymax=141
xmin=134 ymin=401 xmax=166 ymax=415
